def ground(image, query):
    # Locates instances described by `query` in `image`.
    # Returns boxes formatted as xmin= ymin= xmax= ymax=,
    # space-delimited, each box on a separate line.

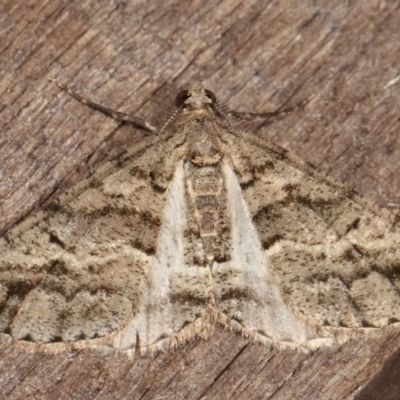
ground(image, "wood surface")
xmin=1 ymin=0 xmax=400 ymax=399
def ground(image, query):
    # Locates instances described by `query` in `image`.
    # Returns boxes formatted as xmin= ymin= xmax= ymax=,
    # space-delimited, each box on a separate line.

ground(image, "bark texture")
xmin=1 ymin=0 xmax=400 ymax=399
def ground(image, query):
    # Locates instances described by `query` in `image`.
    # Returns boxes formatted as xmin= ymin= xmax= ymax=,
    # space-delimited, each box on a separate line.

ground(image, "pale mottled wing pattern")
xmin=0 ymin=130 xmax=211 ymax=351
xmin=217 ymin=127 xmax=400 ymax=334
xmin=212 ymin=159 xmax=310 ymax=344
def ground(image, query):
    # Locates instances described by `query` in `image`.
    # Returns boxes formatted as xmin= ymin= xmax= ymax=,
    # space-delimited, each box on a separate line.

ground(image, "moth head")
xmin=175 ymin=84 xmax=217 ymax=114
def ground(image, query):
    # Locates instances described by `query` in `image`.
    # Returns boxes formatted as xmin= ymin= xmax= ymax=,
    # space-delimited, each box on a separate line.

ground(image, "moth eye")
xmin=204 ymin=89 xmax=216 ymax=103
xmin=175 ymin=90 xmax=190 ymax=107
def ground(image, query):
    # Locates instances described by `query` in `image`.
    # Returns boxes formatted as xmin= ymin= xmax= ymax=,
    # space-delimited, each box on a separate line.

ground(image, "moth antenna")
xmin=227 ymin=93 xmax=315 ymax=123
xmin=158 ymin=106 xmax=183 ymax=134
xmin=222 ymin=102 xmax=263 ymax=131
xmin=213 ymin=100 xmax=229 ymax=111
xmin=213 ymin=100 xmax=233 ymax=125
xmin=48 ymin=77 xmax=158 ymax=135
xmin=216 ymin=102 xmax=231 ymax=115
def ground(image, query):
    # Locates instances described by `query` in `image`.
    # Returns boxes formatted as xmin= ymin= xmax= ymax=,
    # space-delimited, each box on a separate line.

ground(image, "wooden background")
xmin=1 ymin=0 xmax=400 ymax=399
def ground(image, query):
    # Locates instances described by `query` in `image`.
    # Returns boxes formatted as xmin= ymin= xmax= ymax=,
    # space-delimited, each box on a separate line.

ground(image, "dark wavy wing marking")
xmin=225 ymin=127 xmax=400 ymax=330
xmin=0 ymin=132 xmax=185 ymax=346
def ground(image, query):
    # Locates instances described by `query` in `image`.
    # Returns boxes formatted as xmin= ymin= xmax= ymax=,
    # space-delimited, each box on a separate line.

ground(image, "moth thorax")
xmin=189 ymin=141 xmax=222 ymax=166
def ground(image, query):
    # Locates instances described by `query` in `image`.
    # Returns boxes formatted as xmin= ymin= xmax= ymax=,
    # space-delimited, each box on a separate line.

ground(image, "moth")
xmin=1 ymin=81 xmax=400 ymax=356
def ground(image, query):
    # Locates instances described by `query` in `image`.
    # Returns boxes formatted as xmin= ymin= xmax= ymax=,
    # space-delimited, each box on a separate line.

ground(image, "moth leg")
xmin=48 ymin=77 xmax=158 ymax=135
xmin=228 ymin=94 xmax=314 ymax=122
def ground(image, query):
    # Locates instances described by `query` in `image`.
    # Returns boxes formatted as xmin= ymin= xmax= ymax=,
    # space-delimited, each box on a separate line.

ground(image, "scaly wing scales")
xmin=225 ymin=127 xmax=400 ymax=331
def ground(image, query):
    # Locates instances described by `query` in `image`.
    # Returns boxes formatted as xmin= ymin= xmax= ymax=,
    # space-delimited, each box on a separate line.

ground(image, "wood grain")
xmin=1 ymin=0 xmax=400 ymax=398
